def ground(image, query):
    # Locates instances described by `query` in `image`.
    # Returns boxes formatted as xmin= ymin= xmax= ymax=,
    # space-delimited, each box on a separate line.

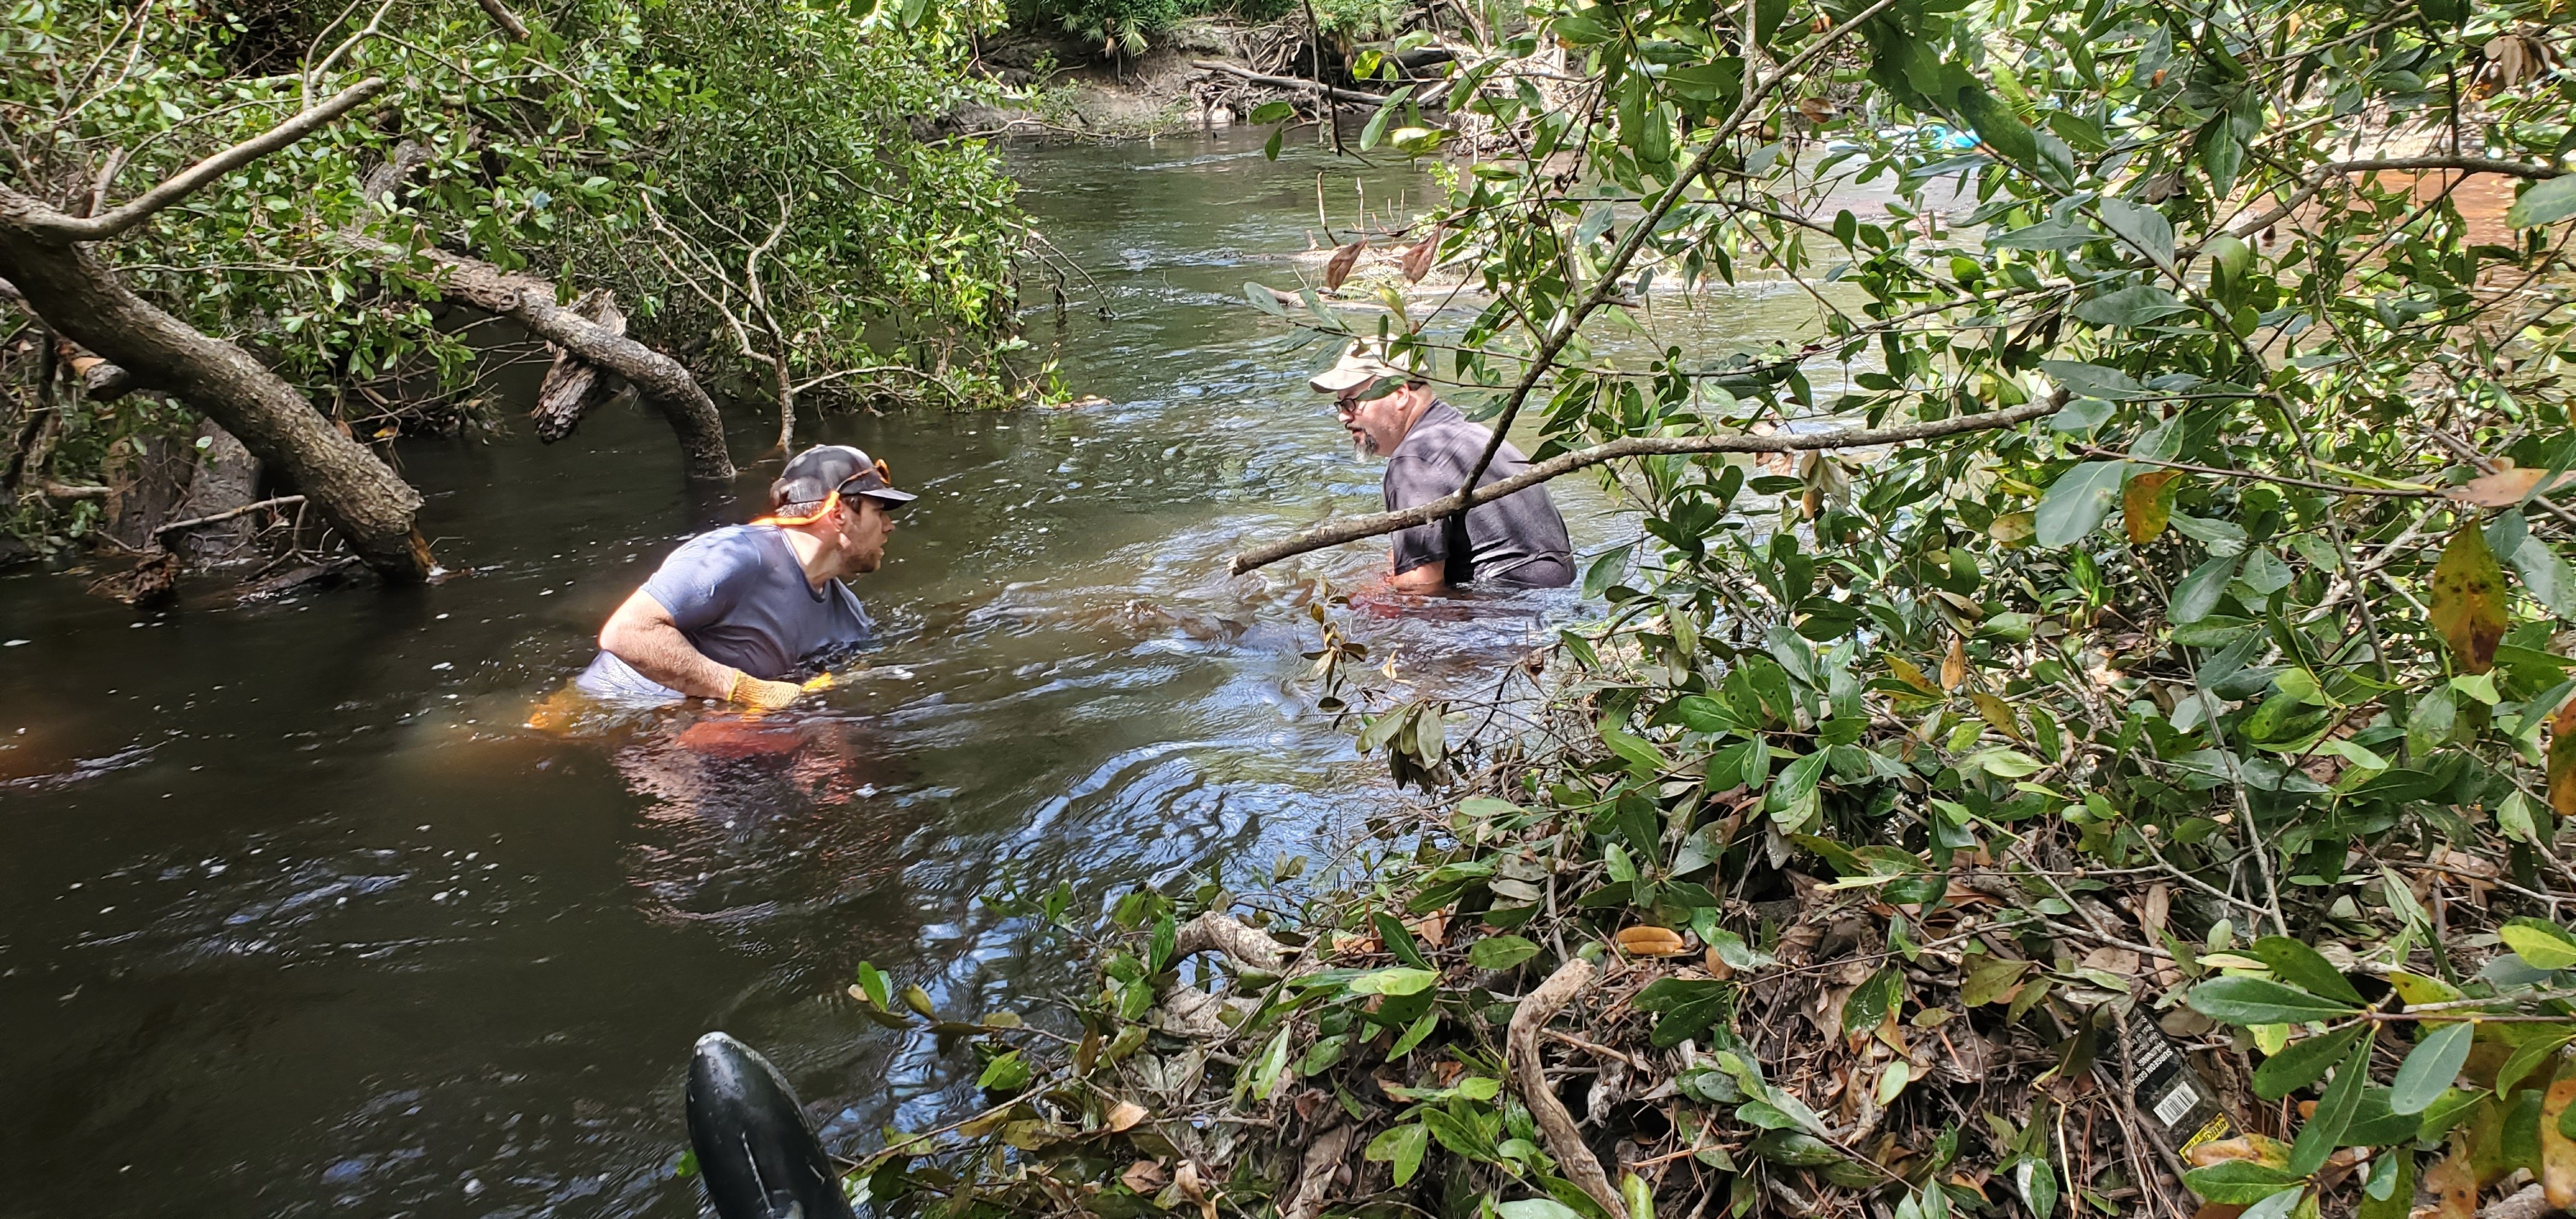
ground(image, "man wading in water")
xmin=575 ymin=444 xmax=915 ymax=708
xmin=1313 ymin=341 xmax=1574 ymax=594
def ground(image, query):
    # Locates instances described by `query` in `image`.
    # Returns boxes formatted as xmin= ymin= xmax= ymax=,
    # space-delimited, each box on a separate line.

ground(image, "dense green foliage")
xmin=861 ymin=1 xmax=2576 ymax=1217
xmin=0 ymin=0 xmax=1025 ymax=551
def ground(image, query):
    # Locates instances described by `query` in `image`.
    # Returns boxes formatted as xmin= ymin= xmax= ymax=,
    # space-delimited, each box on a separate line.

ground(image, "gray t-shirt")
xmin=1383 ymin=401 xmax=1574 ymax=587
xmin=576 ymin=525 xmax=876 ymax=703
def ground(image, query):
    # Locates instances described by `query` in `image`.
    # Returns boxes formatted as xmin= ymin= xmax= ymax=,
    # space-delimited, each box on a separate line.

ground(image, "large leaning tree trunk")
xmin=0 ymin=79 xmax=434 ymax=583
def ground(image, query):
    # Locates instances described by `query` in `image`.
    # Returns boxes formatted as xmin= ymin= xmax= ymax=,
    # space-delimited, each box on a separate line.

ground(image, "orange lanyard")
xmin=751 ymin=489 xmax=839 ymax=528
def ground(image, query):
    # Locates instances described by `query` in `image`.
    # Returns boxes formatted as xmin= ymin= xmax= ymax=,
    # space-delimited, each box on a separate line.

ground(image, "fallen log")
xmin=531 ymin=289 xmax=626 ymax=442
xmin=1192 ymin=61 xmax=1414 ymax=107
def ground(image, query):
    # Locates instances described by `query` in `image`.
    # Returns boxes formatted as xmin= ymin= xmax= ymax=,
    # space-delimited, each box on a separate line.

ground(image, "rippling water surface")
xmin=0 ymin=130 xmax=1834 ymax=1218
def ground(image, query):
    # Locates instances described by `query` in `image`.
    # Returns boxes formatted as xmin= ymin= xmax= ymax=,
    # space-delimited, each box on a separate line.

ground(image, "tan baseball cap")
xmin=1309 ymin=339 xmax=1423 ymax=393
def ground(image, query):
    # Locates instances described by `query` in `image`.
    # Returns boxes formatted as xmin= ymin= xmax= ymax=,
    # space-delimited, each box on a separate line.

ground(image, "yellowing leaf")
xmin=2123 ymin=469 xmax=2186 ymax=542
xmin=2428 ymin=523 xmax=2508 ymax=674
xmin=1887 ymin=656 xmax=1939 ymax=694
xmin=1616 ymin=926 xmax=1690 ymax=956
xmin=2544 ymin=1075 xmax=2576 ymax=1210
xmin=1970 ymin=692 xmax=2023 ymax=740
xmin=2549 ymin=696 xmax=2576 ymax=818
xmin=1942 ymin=634 xmax=1968 ymax=692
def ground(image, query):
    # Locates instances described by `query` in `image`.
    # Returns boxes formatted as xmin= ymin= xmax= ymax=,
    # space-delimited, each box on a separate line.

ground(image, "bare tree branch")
xmin=2212 ymin=155 xmax=2569 ymax=247
xmin=1449 ymin=0 xmax=1907 ymax=500
xmin=475 ymin=0 xmax=531 ymax=40
xmin=1227 ymin=394 xmax=2062 ymax=576
xmin=25 ymin=78 xmax=387 ymax=243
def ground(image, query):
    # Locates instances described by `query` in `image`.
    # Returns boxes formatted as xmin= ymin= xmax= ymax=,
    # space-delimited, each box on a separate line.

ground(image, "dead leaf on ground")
xmin=1106 ymin=1101 xmax=1148 ymax=1133
xmin=1410 ymin=912 xmax=1448 ymax=947
xmin=2426 ymin=1142 xmax=2478 ymax=1219
xmin=1616 ymin=926 xmax=1690 ymax=956
xmin=1174 ymin=1160 xmax=1217 ymax=1219
xmin=1121 ymin=1160 xmax=1166 ymax=1193
xmin=2187 ymin=1133 xmax=2293 ymax=1169
xmin=1323 ymin=239 xmax=1367 ymax=290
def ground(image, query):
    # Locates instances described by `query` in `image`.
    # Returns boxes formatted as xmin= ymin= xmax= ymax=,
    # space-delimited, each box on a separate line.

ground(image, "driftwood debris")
xmin=1507 ymin=959 xmax=1630 ymax=1219
xmin=531 ymin=289 xmax=627 ymax=442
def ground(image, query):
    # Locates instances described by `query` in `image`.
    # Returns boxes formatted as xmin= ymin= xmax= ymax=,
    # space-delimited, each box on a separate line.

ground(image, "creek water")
xmin=0 ymin=130 xmax=1832 ymax=1218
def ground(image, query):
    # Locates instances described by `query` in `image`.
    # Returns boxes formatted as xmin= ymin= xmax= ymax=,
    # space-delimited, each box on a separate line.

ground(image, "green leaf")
xmin=2238 ymin=1188 xmax=2306 ymax=1219
xmin=2253 ymin=1023 xmax=2368 ymax=1100
xmin=2039 ymin=360 xmax=2151 ymax=399
xmin=2508 ymin=175 xmax=2576 ymax=229
xmin=2015 ymin=1156 xmax=2057 ymax=1219
xmin=2287 ymin=1034 xmax=2372 ymax=1176
xmin=1952 ymin=86 xmax=2036 ymax=165
xmin=978 ymin=1050 xmax=1032 ymax=1092
xmin=1749 ymin=1130 xmax=1843 ymax=1167
xmin=1498 ymin=1200 xmax=1585 ymax=1219
xmin=1471 ymin=934 xmax=1542 ymax=970
xmin=2500 ymin=917 xmax=2576 ymax=970
xmin=1245 ymin=281 xmax=1287 ymax=315
xmin=2097 ymin=197 xmax=2175 ymax=268
xmin=2389 ymin=1022 xmax=2475 ymax=1114
xmin=1365 ymin=1123 xmax=1430 ymax=1185
xmin=2188 ymin=976 xmax=2362 ymax=1026
xmin=853 ymin=960 xmax=892 ymax=1010
xmin=2034 ymin=461 xmax=2130 ymax=547
xmin=2073 ymin=284 xmax=2190 ymax=328
xmin=1249 ymin=100 xmax=1294 ymax=124
xmin=2497 ymin=1031 xmax=2575 ymax=1098
xmin=2182 ymin=1160 xmax=2305 ymax=1204
xmin=1389 ymin=1009 xmax=1439 ymax=1059
xmin=1349 ymin=967 xmax=1440 ymax=996
xmin=2170 ymin=555 xmax=2241 ymax=625
xmin=2251 ymin=937 xmax=2366 ymax=1005
xmin=1358 ymin=86 xmax=1416 ymax=151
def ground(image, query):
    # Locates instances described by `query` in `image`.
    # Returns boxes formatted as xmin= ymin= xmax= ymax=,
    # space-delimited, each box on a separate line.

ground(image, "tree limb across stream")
xmin=1224 ymin=393 xmax=2064 ymax=576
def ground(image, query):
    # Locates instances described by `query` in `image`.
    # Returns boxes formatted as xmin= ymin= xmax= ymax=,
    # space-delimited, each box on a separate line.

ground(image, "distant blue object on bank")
xmin=687 ymin=1032 xmax=859 ymax=1219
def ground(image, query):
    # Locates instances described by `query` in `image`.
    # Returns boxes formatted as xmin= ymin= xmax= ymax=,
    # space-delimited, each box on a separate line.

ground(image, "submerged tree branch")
xmin=1228 ymin=395 xmax=2060 ymax=575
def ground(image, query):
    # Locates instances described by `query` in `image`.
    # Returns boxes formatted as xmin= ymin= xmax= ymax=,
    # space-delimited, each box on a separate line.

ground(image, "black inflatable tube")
xmin=686 ymin=1031 xmax=859 ymax=1219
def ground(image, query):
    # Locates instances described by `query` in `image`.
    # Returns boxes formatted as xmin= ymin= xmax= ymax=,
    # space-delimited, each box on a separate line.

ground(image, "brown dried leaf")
xmin=2426 ymin=1142 xmax=2478 ymax=1219
xmin=2549 ymin=696 xmax=2576 ymax=818
xmin=1615 ymin=926 xmax=1689 ymax=956
xmin=1121 ymin=1160 xmax=1166 ymax=1193
xmin=2444 ymin=462 xmax=2576 ymax=507
xmin=1107 ymin=1101 xmax=1148 ymax=1133
xmin=1323 ymin=239 xmax=1367 ymax=291
xmin=1410 ymin=912 xmax=1448 ymax=947
xmin=1704 ymin=944 xmax=1734 ymax=979
xmin=1941 ymin=634 xmax=1968 ymax=692
xmin=1174 ymin=1161 xmax=1216 ymax=1219
xmin=1401 ymin=231 xmax=1439 ymax=282
xmin=2122 ymin=469 xmax=2185 ymax=543
xmin=2428 ymin=523 xmax=2508 ymax=674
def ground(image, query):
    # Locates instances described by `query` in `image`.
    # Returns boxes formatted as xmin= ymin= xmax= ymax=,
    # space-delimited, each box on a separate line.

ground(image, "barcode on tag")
xmin=2153 ymin=1081 xmax=2200 ymax=1126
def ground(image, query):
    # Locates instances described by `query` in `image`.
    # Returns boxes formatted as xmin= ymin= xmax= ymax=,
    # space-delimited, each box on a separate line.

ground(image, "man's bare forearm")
xmin=599 ymin=593 xmax=738 ymax=698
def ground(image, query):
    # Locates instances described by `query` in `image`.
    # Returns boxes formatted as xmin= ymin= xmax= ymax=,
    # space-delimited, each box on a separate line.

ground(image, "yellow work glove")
xmin=725 ymin=669 xmax=804 ymax=710
xmin=801 ymin=672 xmax=836 ymax=693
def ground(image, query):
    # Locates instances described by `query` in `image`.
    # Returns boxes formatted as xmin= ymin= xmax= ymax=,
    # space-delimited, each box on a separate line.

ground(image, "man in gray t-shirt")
xmin=1312 ymin=341 xmax=1572 ymax=593
xmin=576 ymin=445 xmax=916 ymax=708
